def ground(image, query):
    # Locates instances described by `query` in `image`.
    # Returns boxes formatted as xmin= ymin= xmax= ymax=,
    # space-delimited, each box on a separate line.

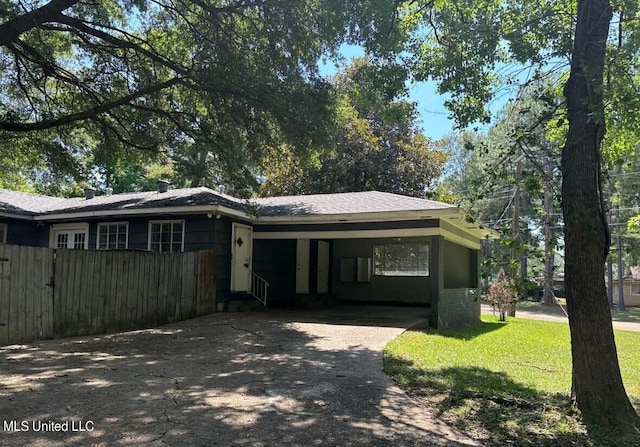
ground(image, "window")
xmin=374 ymin=243 xmax=429 ymax=276
xmin=149 ymin=220 xmax=184 ymax=252
xmin=50 ymin=223 xmax=89 ymax=249
xmin=97 ymin=223 xmax=128 ymax=249
xmin=631 ymin=283 xmax=640 ymax=295
xmin=0 ymin=223 xmax=6 ymax=244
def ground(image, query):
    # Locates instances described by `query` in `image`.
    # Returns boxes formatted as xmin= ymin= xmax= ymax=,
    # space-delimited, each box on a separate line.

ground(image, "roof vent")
xmin=157 ymin=180 xmax=170 ymax=193
xmin=84 ymin=187 xmax=96 ymax=200
xmin=105 ymin=187 xmax=113 ymax=196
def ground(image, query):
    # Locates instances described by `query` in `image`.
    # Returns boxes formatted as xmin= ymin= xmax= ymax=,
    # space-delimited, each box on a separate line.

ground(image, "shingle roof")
xmin=0 ymin=187 xmax=248 ymax=217
xmin=254 ymin=191 xmax=456 ymax=216
xmin=0 ymin=188 xmax=456 ymax=219
xmin=49 ymin=187 xmax=247 ymax=214
xmin=0 ymin=189 xmax=70 ymax=215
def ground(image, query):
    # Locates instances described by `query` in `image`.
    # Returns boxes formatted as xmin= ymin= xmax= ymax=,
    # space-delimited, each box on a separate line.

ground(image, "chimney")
xmin=84 ymin=187 xmax=96 ymax=200
xmin=157 ymin=180 xmax=170 ymax=193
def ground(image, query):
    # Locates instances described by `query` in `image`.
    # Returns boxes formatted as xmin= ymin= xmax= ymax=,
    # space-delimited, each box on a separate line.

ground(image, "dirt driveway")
xmin=0 ymin=306 xmax=477 ymax=447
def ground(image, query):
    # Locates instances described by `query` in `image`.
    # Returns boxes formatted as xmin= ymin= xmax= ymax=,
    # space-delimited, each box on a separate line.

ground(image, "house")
xmin=612 ymin=266 xmax=640 ymax=307
xmin=0 ymin=183 xmax=492 ymax=328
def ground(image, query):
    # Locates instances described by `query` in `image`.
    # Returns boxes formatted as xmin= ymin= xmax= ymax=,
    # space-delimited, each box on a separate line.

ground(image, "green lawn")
xmin=383 ymin=316 xmax=640 ymax=447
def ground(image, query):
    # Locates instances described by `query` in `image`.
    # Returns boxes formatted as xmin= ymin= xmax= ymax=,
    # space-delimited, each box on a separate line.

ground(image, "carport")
xmin=250 ymin=191 xmax=488 ymax=329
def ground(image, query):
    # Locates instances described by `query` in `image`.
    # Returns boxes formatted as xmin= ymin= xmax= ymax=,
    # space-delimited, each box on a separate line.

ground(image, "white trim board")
xmin=0 ymin=212 xmax=33 ymax=220
xmin=253 ymin=227 xmax=481 ymax=250
xmin=35 ymin=204 xmax=249 ymax=222
xmin=252 ymin=208 xmax=459 ymax=224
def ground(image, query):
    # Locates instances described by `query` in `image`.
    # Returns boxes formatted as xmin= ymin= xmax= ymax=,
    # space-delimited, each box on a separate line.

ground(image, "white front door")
xmin=296 ymin=239 xmax=310 ymax=294
xmin=317 ymin=241 xmax=330 ymax=294
xmin=231 ymin=223 xmax=252 ymax=292
xmin=50 ymin=224 xmax=89 ymax=249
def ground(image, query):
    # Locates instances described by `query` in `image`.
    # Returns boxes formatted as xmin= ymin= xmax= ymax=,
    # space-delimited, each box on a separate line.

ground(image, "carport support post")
xmin=428 ymin=237 xmax=444 ymax=329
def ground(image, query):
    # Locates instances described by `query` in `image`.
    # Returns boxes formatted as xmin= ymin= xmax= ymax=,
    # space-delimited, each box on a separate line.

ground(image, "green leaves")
xmin=259 ymin=58 xmax=447 ymax=198
xmin=400 ymin=0 xmax=574 ymax=128
xmin=0 ymin=1 xmax=385 ymax=193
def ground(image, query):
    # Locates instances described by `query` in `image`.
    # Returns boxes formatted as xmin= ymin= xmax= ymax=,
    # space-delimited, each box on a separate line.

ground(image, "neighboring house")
xmin=0 ymin=184 xmax=493 ymax=328
xmin=612 ymin=266 xmax=640 ymax=307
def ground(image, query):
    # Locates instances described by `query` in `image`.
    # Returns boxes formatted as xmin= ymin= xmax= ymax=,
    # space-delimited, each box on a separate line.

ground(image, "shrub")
xmin=488 ymin=268 xmax=516 ymax=321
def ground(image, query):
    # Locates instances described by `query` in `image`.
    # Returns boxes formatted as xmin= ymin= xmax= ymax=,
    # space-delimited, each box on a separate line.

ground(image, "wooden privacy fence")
xmin=0 ymin=245 xmax=54 ymax=345
xmin=0 ymin=245 xmax=217 ymax=345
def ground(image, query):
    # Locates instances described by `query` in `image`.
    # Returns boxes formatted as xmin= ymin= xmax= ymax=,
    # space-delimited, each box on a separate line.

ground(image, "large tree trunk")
xmin=562 ymin=0 xmax=639 ymax=430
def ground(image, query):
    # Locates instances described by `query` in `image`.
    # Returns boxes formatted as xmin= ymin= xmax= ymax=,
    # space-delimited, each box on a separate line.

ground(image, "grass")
xmin=383 ymin=316 xmax=640 ymax=447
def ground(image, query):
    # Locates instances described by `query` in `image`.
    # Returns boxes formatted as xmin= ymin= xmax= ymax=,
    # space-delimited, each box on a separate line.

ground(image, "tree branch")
xmin=0 ymin=0 xmax=79 ymax=46
xmin=0 ymin=77 xmax=183 ymax=131
xmin=53 ymin=13 xmax=194 ymax=79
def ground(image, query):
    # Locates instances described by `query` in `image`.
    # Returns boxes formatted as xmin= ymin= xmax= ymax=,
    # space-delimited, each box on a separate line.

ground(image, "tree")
xmin=259 ymin=58 xmax=448 ymax=198
xmin=561 ymin=0 xmax=638 ymax=429
xmin=442 ymin=89 xmax=563 ymax=301
xmin=0 ymin=0 xmax=399 ymax=194
xmin=398 ymin=0 xmax=639 ymax=430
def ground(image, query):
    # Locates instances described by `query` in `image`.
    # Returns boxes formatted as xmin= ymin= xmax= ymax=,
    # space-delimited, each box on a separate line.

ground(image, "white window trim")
xmin=630 ymin=283 xmax=640 ymax=296
xmin=96 ymin=222 xmax=129 ymax=250
xmin=148 ymin=220 xmax=185 ymax=252
xmin=49 ymin=222 xmax=89 ymax=249
xmin=0 ymin=223 xmax=6 ymax=244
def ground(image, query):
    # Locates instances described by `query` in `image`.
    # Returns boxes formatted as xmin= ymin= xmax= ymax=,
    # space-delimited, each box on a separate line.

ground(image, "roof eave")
xmin=0 ymin=211 xmax=35 ymax=220
xmin=252 ymin=207 xmax=460 ymax=224
xmin=33 ymin=204 xmax=250 ymax=221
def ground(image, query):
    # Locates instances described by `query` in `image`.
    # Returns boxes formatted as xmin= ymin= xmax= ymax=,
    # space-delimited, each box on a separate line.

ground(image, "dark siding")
xmin=184 ymin=215 xmax=217 ymax=251
xmin=213 ymin=217 xmax=233 ymax=302
xmin=77 ymin=216 xmax=148 ymax=250
xmin=443 ymin=240 xmax=472 ymax=288
xmin=127 ymin=219 xmax=149 ymax=250
xmin=332 ymin=236 xmax=433 ymax=305
xmin=434 ymin=238 xmax=481 ymax=329
xmin=1 ymin=218 xmax=48 ymax=247
xmin=428 ymin=236 xmax=444 ymax=328
xmin=70 ymin=214 xmax=220 ymax=251
xmin=471 ymin=249 xmax=479 ymax=288
xmin=442 ymin=240 xmax=480 ymax=289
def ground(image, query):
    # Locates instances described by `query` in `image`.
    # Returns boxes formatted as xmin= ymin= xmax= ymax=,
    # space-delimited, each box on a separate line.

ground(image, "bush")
xmin=488 ymin=269 xmax=516 ymax=321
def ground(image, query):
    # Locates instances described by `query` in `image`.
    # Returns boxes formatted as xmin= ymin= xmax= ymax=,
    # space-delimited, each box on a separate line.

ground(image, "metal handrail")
xmin=250 ymin=270 xmax=269 ymax=306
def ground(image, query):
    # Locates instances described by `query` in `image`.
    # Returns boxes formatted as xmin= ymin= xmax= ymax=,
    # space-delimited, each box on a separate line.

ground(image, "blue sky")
xmin=318 ymin=48 xmax=457 ymax=140
xmin=406 ymin=81 xmax=457 ymax=140
xmin=319 ymin=45 xmax=512 ymax=141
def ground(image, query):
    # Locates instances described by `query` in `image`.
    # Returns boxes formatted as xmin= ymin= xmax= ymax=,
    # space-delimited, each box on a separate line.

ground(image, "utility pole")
xmin=607 ymin=258 xmax=614 ymax=307
xmin=509 ymin=150 xmax=522 ymax=317
xmin=605 ymin=195 xmax=614 ymax=307
xmin=612 ymin=178 xmax=627 ymax=311
xmin=617 ymin=227 xmax=626 ymax=311
xmin=543 ymin=181 xmax=555 ymax=305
